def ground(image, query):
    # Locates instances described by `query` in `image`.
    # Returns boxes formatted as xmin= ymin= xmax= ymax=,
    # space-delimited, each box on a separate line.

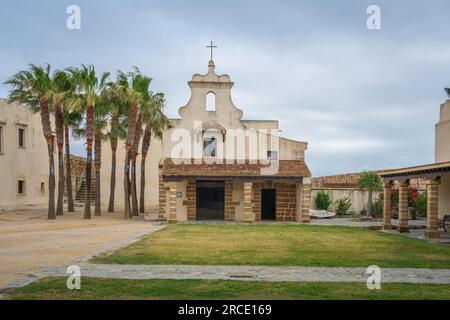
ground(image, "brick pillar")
xmin=301 ymin=179 xmax=311 ymax=223
xmin=186 ymin=180 xmax=196 ymax=221
xmin=253 ymin=184 xmax=262 ymax=221
xmin=295 ymin=182 xmax=302 ymax=222
xmin=382 ymin=182 xmax=393 ymax=230
xmin=425 ymin=180 xmax=440 ymax=239
xmin=224 ymin=181 xmax=236 ymax=221
xmin=168 ymin=182 xmax=177 ymax=224
xmin=243 ymin=182 xmax=254 ymax=223
xmin=398 ymin=181 xmax=409 ymax=233
xmin=158 ymin=175 xmax=167 ymax=220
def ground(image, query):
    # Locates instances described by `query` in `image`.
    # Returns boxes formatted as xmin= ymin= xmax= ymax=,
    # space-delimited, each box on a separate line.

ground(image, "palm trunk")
xmin=84 ymin=147 xmax=92 ymax=219
xmin=84 ymin=104 xmax=94 ymax=219
xmin=124 ymin=101 xmax=138 ymax=219
xmin=139 ymin=156 xmax=146 ymax=213
xmin=39 ymin=98 xmax=55 ymax=220
xmin=94 ymin=131 xmax=102 ymax=216
xmin=95 ymin=167 xmax=101 ymax=216
xmin=131 ymin=158 xmax=138 ymax=216
xmin=130 ymin=116 xmax=142 ymax=217
xmin=107 ymin=148 xmax=117 ymax=212
xmin=65 ymin=125 xmax=75 ymax=212
xmin=57 ymin=147 xmax=64 ymax=215
xmin=55 ymin=106 xmax=64 ymax=216
xmin=47 ymin=141 xmax=56 ymax=220
xmin=367 ymin=191 xmax=374 ymax=217
xmin=124 ymin=149 xmax=132 ymax=219
xmin=140 ymin=127 xmax=151 ymax=214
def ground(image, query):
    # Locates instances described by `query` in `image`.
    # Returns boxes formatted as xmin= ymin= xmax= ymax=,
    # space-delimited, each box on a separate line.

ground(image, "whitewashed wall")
xmin=311 ymin=188 xmax=380 ymax=214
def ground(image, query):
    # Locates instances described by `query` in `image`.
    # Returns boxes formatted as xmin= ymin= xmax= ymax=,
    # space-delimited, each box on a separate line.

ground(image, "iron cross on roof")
xmin=206 ymin=41 xmax=218 ymax=61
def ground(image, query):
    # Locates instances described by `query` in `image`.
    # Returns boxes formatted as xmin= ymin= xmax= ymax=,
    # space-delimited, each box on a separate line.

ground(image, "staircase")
xmin=75 ymin=172 xmax=96 ymax=203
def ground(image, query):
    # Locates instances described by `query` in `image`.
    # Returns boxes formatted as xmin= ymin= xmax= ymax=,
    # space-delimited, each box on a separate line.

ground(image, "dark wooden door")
xmin=261 ymin=188 xmax=276 ymax=220
xmin=196 ymin=181 xmax=225 ymax=220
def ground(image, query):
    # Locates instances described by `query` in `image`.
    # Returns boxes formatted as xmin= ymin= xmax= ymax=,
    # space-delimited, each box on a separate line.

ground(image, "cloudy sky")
xmin=1 ymin=0 xmax=449 ymax=176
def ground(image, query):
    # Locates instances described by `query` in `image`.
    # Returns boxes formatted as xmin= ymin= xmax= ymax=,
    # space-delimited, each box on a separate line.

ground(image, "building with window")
xmin=0 ymin=99 xmax=57 ymax=211
xmin=101 ymin=60 xmax=312 ymax=222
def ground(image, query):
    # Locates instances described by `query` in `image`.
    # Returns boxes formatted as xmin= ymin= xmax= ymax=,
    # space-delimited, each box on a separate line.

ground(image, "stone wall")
xmin=64 ymin=155 xmax=86 ymax=198
xmin=312 ymin=173 xmax=426 ymax=191
xmin=311 ymin=188 xmax=379 ymax=213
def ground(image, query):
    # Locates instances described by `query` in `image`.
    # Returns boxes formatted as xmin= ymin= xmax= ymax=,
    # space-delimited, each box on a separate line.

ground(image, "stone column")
xmin=186 ymin=180 xmax=196 ymax=221
xmin=243 ymin=182 xmax=254 ymax=223
xmin=168 ymin=181 xmax=177 ymax=224
xmin=253 ymin=184 xmax=262 ymax=221
xmin=158 ymin=175 xmax=167 ymax=220
xmin=398 ymin=181 xmax=409 ymax=233
xmin=224 ymin=181 xmax=236 ymax=221
xmin=425 ymin=180 xmax=440 ymax=239
xmin=301 ymin=178 xmax=311 ymax=223
xmin=382 ymin=182 xmax=393 ymax=230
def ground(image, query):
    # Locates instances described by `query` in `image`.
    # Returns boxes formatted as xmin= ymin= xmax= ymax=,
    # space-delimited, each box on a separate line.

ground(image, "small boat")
xmin=309 ymin=209 xmax=336 ymax=219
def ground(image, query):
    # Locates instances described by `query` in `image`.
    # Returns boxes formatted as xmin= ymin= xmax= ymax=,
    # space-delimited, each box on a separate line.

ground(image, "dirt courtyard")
xmin=0 ymin=207 xmax=161 ymax=289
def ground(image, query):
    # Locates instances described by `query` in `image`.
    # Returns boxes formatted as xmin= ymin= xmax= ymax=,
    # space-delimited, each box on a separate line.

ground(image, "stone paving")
xmin=30 ymin=263 xmax=450 ymax=284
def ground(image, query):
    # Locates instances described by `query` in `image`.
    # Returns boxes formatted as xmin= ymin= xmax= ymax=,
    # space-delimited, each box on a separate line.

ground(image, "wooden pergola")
xmin=379 ymin=161 xmax=450 ymax=239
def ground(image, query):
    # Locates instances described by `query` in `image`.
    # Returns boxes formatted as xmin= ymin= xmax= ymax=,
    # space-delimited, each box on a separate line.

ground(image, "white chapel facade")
xmin=101 ymin=59 xmax=313 ymax=222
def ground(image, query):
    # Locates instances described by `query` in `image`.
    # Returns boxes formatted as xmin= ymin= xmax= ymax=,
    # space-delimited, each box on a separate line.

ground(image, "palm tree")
xmin=139 ymin=93 xmax=170 ymax=213
xmin=357 ymin=171 xmax=383 ymax=217
xmin=116 ymin=68 xmax=152 ymax=219
xmin=67 ymin=65 xmax=110 ymax=219
xmin=5 ymin=64 xmax=56 ymax=219
xmin=49 ymin=70 xmax=74 ymax=216
xmin=104 ymin=83 xmax=128 ymax=213
xmin=93 ymin=95 xmax=109 ymax=216
xmin=72 ymin=100 xmax=108 ymax=216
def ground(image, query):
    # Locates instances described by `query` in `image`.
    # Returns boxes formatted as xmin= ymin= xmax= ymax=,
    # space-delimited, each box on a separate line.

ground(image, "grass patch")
xmin=8 ymin=277 xmax=450 ymax=300
xmin=91 ymin=224 xmax=450 ymax=268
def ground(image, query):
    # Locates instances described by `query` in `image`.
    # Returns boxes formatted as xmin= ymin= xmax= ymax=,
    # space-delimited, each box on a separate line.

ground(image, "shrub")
xmin=373 ymin=201 xmax=383 ymax=217
xmin=390 ymin=186 xmax=419 ymax=210
xmin=359 ymin=208 xmax=367 ymax=216
xmin=334 ymin=197 xmax=352 ymax=215
xmin=416 ymin=192 xmax=427 ymax=217
xmin=408 ymin=187 xmax=419 ymax=207
xmin=315 ymin=190 xmax=332 ymax=210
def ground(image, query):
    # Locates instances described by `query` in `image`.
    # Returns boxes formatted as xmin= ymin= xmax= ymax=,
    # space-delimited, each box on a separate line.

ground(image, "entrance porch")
xmin=158 ymin=158 xmax=312 ymax=223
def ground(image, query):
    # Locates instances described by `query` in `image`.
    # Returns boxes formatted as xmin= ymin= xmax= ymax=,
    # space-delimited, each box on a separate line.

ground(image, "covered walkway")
xmin=380 ymin=161 xmax=450 ymax=239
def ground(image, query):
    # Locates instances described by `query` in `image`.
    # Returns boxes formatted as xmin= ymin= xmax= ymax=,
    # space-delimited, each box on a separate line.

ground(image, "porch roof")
xmin=159 ymin=158 xmax=311 ymax=180
xmin=379 ymin=161 xmax=450 ymax=181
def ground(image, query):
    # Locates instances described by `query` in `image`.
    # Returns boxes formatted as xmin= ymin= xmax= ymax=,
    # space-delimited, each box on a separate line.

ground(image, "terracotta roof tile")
xmin=161 ymin=158 xmax=311 ymax=178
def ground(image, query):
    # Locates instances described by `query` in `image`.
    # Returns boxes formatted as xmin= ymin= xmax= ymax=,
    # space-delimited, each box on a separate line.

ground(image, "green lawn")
xmin=8 ymin=277 xmax=450 ymax=300
xmin=92 ymin=224 xmax=450 ymax=268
